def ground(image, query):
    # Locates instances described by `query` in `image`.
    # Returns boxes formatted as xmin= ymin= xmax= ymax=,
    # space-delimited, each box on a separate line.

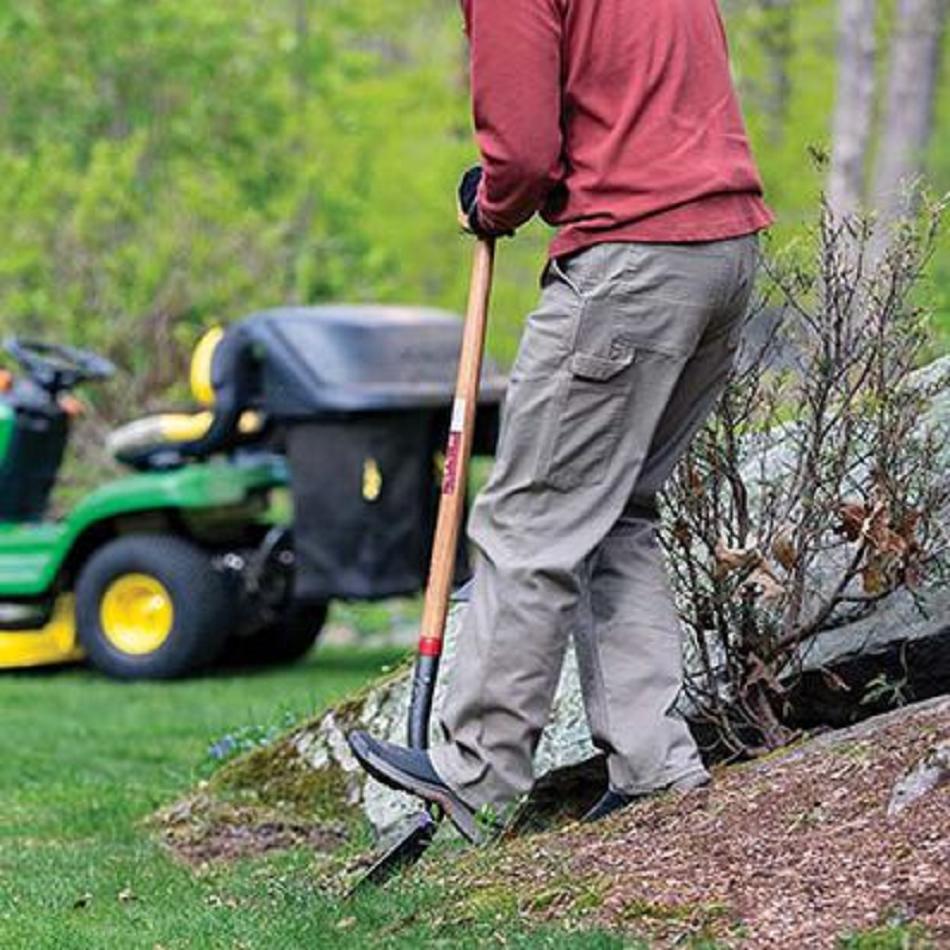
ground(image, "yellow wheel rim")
xmin=100 ymin=574 xmax=174 ymax=655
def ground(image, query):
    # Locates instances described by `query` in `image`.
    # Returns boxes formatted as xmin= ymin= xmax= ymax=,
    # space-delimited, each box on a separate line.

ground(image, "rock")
xmin=786 ymin=584 xmax=950 ymax=728
xmin=887 ymin=741 xmax=950 ymax=818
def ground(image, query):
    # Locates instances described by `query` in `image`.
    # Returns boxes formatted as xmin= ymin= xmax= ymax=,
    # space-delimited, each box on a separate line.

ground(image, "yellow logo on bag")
xmin=362 ymin=458 xmax=382 ymax=502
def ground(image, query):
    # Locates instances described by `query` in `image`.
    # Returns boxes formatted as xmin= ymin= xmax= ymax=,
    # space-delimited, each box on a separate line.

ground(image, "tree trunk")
xmin=871 ymin=0 xmax=949 ymax=225
xmin=827 ymin=0 xmax=878 ymax=219
xmin=754 ymin=0 xmax=796 ymax=144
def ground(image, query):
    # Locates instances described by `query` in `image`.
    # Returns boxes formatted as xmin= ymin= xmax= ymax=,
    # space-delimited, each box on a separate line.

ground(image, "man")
xmin=350 ymin=0 xmax=773 ymax=832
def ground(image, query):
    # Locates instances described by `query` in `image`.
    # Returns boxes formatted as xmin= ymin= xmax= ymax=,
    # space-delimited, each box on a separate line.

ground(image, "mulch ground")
xmin=539 ymin=697 xmax=949 ymax=947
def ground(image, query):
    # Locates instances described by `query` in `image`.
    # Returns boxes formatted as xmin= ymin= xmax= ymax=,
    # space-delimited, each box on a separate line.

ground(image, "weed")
xmin=838 ymin=921 xmax=933 ymax=949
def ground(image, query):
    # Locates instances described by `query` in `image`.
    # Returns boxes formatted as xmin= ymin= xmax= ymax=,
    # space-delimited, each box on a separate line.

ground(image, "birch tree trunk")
xmin=827 ymin=0 xmax=878 ymax=219
xmin=871 ymin=0 xmax=949 ymax=225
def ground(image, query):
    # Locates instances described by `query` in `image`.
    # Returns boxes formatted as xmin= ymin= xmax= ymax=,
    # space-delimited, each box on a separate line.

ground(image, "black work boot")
xmin=582 ymin=773 xmax=711 ymax=823
xmin=347 ymin=732 xmax=484 ymax=844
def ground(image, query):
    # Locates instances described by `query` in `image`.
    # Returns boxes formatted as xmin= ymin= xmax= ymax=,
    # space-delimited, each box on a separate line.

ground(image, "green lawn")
xmin=0 ymin=646 xmax=622 ymax=949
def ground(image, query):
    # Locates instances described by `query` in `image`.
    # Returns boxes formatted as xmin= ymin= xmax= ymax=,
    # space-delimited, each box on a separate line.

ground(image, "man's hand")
xmin=456 ymin=166 xmax=513 ymax=237
xmin=457 ymin=165 xmax=485 ymax=234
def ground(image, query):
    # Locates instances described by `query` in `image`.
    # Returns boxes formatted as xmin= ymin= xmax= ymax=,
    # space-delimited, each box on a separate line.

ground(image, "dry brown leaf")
xmin=861 ymin=557 xmax=889 ymax=595
xmin=686 ymin=463 xmax=704 ymax=497
xmin=836 ymin=500 xmax=869 ymax=542
xmin=713 ymin=540 xmax=759 ymax=579
xmin=745 ymin=564 xmax=786 ymax=602
xmin=672 ymin=518 xmax=691 ymax=546
xmin=820 ymin=667 xmax=851 ymax=694
xmin=771 ymin=531 xmax=797 ymax=572
xmin=865 ymin=503 xmax=907 ymax=558
xmin=895 ymin=509 xmax=922 ymax=545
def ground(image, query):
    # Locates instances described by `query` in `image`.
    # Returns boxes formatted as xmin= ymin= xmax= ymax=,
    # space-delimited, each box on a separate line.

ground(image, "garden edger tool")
xmin=352 ymin=236 xmax=496 ymax=890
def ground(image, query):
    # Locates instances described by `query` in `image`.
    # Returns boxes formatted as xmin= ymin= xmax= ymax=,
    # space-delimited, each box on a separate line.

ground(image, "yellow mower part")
xmin=190 ymin=326 xmax=225 ymax=406
xmin=362 ymin=457 xmax=383 ymax=502
xmin=0 ymin=596 xmax=84 ymax=669
xmin=100 ymin=574 xmax=174 ymax=656
xmin=107 ymin=410 xmax=264 ymax=461
xmin=154 ymin=410 xmax=263 ymax=441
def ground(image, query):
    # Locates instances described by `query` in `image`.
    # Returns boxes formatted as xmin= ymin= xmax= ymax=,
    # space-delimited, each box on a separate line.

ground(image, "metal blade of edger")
xmin=347 ymin=810 xmax=438 ymax=896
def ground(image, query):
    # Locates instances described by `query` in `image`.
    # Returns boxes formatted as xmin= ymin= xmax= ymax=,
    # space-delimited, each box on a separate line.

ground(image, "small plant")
xmin=837 ymin=921 xmax=932 ymax=949
xmin=473 ymin=802 xmax=509 ymax=839
xmin=202 ymin=709 xmax=302 ymax=772
xmin=860 ymin=672 xmax=910 ymax=709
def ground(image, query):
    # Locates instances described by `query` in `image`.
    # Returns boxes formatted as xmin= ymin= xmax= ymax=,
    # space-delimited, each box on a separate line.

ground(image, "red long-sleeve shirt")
xmin=460 ymin=0 xmax=773 ymax=258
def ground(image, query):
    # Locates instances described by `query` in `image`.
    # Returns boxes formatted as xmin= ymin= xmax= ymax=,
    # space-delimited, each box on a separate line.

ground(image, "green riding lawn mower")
xmin=0 ymin=307 xmax=504 ymax=680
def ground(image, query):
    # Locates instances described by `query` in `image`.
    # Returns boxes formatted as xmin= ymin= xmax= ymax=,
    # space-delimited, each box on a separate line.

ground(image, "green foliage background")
xmin=0 ymin=0 xmax=947 ymax=415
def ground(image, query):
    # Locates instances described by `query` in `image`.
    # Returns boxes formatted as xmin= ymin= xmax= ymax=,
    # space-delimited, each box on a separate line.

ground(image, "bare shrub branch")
xmin=661 ymin=196 xmax=950 ymax=757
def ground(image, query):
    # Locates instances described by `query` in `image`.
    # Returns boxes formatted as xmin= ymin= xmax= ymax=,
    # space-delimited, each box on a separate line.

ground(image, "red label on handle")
xmin=442 ymin=397 xmax=466 ymax=496
xmin=442 ymin=431 xmax=461 ymax=496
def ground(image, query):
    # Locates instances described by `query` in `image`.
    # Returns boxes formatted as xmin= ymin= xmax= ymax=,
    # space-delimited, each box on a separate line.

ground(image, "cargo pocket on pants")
xmin=540 ymin=350 xmax=636 ymax=492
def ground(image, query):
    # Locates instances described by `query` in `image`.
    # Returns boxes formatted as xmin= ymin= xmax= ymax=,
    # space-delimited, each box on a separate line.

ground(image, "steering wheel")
xmin=4 ymin=337 xmax=116 ymax=394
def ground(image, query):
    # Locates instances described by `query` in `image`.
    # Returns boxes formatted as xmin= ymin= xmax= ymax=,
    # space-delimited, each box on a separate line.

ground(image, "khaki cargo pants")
xmin=429 ymin=235 xmax=759 ymax=810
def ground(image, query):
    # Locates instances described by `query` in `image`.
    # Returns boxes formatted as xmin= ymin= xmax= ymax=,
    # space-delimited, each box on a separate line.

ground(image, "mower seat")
xmin=108 ymin=410 xmax=265 ymax=469
xmin=109 ymin=326 xmax=264 ymax=471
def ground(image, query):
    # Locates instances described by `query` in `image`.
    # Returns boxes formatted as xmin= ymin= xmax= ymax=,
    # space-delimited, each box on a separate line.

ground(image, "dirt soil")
xmin=511 ymin=697 xmax=949 ymax=947
xmin=154 ymin=792 xmax=347 ymax=868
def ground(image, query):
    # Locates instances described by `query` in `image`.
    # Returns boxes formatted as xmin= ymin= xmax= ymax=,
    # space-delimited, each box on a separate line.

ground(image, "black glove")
xmin=457 ymin=165 xmax=487 ymax=236
xmin=456 ymin=165 xmax=513 ymax=238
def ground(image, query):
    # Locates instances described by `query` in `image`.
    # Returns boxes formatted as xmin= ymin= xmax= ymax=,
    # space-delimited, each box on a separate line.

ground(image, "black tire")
xmin=75 ymin=534 xmax=235 ymax=680
xmin=224 ymin=602 xmax=328 ymax=667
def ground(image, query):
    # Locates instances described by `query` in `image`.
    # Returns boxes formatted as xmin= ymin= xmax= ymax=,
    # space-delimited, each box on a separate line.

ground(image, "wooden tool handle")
xmin=408 ymin=238 xmax=495 ymax=750
xmin=418 ymin=237 xmax=496 ymax=655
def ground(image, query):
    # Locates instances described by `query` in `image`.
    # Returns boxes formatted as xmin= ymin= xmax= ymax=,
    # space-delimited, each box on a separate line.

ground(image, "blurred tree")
xmin=828 ymin=0 xmax=877 ymax=218
xmin=828 ymin=0 xmax=949 ymax=235
xmin=872 ymin=0 xmax=950 ymax=224
xmin=754 ymin=0 xmax=796 ymax=143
